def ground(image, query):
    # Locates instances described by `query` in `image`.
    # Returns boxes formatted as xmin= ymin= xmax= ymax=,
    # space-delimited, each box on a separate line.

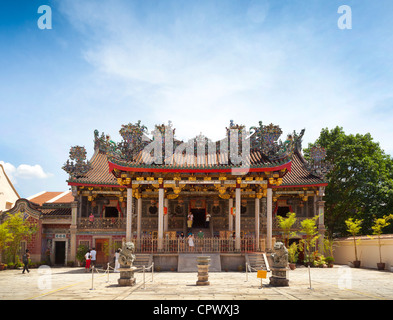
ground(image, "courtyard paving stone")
xmin=0 ymin=265 xmax=392 ymax=301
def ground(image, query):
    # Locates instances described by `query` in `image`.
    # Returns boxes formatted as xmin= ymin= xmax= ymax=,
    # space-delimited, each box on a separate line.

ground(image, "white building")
xmin=0 ymin=164 xmax=20 ymax=212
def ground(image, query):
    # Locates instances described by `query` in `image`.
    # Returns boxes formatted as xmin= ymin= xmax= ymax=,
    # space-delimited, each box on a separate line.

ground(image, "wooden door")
xmin=95 ymin=238 xmax=109 ymax=266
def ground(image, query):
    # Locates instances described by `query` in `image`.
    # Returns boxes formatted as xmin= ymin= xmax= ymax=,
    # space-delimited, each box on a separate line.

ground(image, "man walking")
xmin=90 ymin=247 xmax=97 ymax=270
xmin=22 ymin=249 xmax=30 ymax=274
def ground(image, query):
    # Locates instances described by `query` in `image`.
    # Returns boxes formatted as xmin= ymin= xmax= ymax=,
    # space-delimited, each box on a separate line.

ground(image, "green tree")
xmin=305 ymin=126 xmax=393 ymax=236
xmin=299 ymin=216 xmax=320 ymax=265
xmin=0 ymin=222 xmax=14 ymax=263
xmin=371 ymin=214 xmax=393 ymax=264
xmin=5 ymin=212 xmax=37 ymax=263
xmin=345 ymin=217 xmax=363 ymax=262
xmin=276 ymin=212 xmax=297 ymax=247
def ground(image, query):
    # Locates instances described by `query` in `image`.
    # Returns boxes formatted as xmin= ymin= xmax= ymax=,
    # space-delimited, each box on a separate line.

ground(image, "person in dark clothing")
xmin=22 ymin=249 xmax=30 ymax=274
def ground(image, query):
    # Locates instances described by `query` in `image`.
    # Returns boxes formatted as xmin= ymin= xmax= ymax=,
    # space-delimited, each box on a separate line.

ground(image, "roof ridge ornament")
xmin=62 ymin=146 xmax=92 ymax=178
xmin=304 ymin=144 xmax=333 ymax=179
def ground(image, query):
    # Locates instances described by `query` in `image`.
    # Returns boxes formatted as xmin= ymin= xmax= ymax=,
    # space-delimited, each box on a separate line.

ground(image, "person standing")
xmin=114 ymin=248 xmax=120 ymax=273
xmin=205 ymin=212 xmax=211 ymax=229
xmin=179 ymin=232 xmax=185 ymax=252
xmin=197 ymin=230 xmax=204 ymax=252
xmin=90 ymin=247 xmax=97 ymax=270
xmin=188 ymin=233 xmax=195 ymax=252
xmin=187 ymin=212 xmax=193 ymax=232
xmin=22 ymin=249 xmax=30 ymax=274
xmin=45 ymin=248 xmax=51 ymax=266
xmin=85 ymin=250 xmax=91 ymax=273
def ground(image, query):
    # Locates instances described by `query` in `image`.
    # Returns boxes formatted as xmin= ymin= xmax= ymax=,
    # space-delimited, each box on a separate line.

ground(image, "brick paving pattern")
xmin=1 ymin=265 xmax=392 ymax=300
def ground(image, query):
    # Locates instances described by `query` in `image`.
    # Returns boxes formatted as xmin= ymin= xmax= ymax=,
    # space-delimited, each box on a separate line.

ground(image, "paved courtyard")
xmin=1 ymin=264 xmax=393 ymax=301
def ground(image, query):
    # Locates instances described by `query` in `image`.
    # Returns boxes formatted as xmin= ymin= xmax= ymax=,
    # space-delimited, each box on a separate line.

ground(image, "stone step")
xmin=178 ymin=253 xmax=221 ymax=272
xmin=133 ymin=254 xmax=152 ymax=268
xmin=246 ymin=253 xmax=270 ymax=272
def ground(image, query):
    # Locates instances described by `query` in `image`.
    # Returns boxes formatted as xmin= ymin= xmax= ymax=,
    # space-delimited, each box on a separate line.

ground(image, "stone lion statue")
xmin=271 ymin=242 xmax=288 ymax=268
xmin=118 ymin=241 xmax=136 ymax=268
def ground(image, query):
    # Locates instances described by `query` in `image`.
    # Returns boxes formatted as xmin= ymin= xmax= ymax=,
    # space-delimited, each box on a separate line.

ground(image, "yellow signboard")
xmin=257 ymin=270 xmax=267 ymax=279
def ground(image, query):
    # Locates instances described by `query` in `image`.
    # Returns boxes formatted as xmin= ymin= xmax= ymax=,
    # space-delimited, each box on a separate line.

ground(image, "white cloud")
xmin=0 ymin=161 xmax=53 ymax=185
xmin=57 ymin=0 xmax=393 ymax=155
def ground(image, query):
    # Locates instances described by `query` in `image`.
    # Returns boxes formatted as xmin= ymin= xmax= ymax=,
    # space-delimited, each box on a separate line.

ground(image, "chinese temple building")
xmin=1 ymin=120 xmax=330 ymax=269
xmin=63 ymin=120 xmax=329 ymax=267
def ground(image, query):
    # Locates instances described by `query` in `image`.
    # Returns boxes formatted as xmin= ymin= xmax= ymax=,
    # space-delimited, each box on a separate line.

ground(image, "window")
xmin=79 ymin=240 xmax=90 ymax=249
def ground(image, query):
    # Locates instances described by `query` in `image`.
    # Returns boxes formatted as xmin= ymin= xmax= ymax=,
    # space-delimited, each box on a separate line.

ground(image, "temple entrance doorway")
xmin=276 ymin=206 xmax=291 ymax=217
xmin=54 ymin=241 xmax=66 ymax=265
xmin=191 ymin=209 xmax=206 ymax=228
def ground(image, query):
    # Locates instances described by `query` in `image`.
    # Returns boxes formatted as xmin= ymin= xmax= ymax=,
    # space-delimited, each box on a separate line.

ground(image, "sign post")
xmin=257 ymin=270 xmax=267 ymax=289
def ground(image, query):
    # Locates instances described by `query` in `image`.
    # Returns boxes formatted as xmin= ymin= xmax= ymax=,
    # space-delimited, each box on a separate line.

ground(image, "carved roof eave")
xmin=0 ymin=198 xmax=42 ymax=221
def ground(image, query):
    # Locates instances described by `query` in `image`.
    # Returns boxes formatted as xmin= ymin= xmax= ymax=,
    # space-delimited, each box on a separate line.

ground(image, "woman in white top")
xmin=114 ymin=248 xmax=120 ymax=272
xmin=84 ymin=250 xmax=91 ymax=272
xmin=188 ymin=234 xmax=195 ymax=252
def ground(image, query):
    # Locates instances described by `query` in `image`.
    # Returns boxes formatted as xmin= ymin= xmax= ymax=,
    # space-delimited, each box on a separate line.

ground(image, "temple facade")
xmin=1 ymin=120 xmax=330 ymax=268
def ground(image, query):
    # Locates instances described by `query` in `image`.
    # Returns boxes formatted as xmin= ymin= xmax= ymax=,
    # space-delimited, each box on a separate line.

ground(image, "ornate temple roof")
xmin=64 ymin=121 xmax=329 ymax=188
xmin=281 ymin=149 xmax=328 ymax=187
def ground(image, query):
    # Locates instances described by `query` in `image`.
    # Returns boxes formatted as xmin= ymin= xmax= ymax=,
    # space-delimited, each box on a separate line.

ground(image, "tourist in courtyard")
xmin=90 ymin=247 xmax=97 ymax=269
xmin=22 ymin=249 xmax=30 ymax=274
xmin=188 ymin=233 xmax=195 ymax=252
xmin=85 ymin=250 xmax=91 ymax=272
xmin=114 ymin=248 xmax=120 ymax=272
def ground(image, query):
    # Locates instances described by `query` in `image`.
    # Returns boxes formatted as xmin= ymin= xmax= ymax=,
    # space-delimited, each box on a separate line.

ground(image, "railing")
xmin=133 ymin=237 xmax=261 ymax=253
xmin=78 ymin=217 xmax=313 ymax=231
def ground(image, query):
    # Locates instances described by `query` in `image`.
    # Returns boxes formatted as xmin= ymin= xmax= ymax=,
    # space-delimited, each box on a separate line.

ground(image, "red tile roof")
xmin=28 ymin=191 xmax=74 ymax=205
xmin=280 ymin=150 xmax=327 ymax=187
xmin=28 ymin=192 xmax=64 ymax=206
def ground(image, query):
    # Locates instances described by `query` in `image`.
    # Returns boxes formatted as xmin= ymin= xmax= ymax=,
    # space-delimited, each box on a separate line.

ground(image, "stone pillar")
xmin=70 ymin=201 xmax=78 ymax=262
xmin=266 ymin=187 xmax=273 ymax=252
xmin=158 ymin=186 xmax=164 ymax=251
xmin=137 ymin=197 xmax=142 ymax=249
xmin=126 ymin=187 xmax=133 ymax=242
xmin=317 ymin=200 xmax=326 ymax=253
xmin=235 ymin=186 xmax=241 ymax=251
xmin=196 ymin=256 xmax=211 ymax=286
xmin=228 ymin=198 xmax=233 ymax=232
xmin=255 ymin=197 xmax=260 ymax=251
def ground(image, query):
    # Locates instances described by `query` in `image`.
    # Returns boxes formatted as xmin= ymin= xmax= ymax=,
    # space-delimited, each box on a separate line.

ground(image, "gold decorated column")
xmin=126 ymin=184 xmax=133 ymax=242
xmin=235 ymin=178 xmax=241 ymax=251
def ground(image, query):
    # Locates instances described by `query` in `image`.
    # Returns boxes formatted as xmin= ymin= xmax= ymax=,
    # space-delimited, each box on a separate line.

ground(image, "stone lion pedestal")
xmin=269 ymin=242 xmax=289 ymax=287
xmin=118 ymin=267 xmax=137 ymax=286
xmin=117 ymin=241 xmax=137 ymax=287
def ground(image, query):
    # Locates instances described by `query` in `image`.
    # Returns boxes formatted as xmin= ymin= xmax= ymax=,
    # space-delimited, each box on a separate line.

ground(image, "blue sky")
xmin=1 ymin=0 xmax=393 ymax=198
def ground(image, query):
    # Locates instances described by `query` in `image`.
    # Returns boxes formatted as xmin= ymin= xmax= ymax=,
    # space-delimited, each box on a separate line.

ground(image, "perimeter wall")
xmin=333 ymin=235 xmax=393 ymax=270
